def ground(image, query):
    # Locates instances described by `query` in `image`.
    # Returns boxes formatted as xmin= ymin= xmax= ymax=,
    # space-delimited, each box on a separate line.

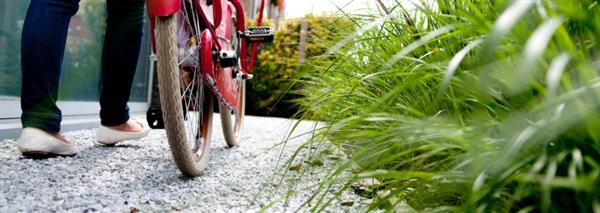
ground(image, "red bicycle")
xmin=145 ymin=0 xmax=273 ymax=177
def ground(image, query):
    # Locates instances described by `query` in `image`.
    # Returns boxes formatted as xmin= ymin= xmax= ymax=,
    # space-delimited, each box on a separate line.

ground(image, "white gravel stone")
xmin=0 ymin=115 xmax=364 ymax=212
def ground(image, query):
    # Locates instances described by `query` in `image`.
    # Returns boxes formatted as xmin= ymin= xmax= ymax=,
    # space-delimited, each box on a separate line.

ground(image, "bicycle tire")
xmin=155 ymin=14 xmax=214 ymax=177
xmin=220 ymin=81 xmax=245 ymax=147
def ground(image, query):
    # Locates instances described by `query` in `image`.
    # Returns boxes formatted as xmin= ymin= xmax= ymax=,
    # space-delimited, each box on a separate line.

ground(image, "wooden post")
xmin=241 ymin=0 xmax=254 ymax=19
xmin=297 ymin=20 xmax=309 ymax=64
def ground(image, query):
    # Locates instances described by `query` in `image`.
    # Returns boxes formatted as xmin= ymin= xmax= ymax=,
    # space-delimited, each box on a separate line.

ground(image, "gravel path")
xmin=0 ymin=115 xmax=363 ymax=212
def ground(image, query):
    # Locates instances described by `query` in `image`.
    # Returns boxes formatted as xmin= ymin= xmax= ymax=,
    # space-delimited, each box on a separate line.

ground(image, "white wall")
xmin=285 ymin=0 xmax=401 ymax=19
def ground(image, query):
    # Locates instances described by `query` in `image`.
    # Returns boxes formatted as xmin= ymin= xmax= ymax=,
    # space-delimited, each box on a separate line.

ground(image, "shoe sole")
xmin=21 ymin=151 xmax=77 ymax=159
xmin=95 ymin=141 xmax=119 ymax=146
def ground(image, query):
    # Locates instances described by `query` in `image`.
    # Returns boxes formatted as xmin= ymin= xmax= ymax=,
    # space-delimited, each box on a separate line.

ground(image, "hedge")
xmin=245 ymin=15 xmax=354 ymax=117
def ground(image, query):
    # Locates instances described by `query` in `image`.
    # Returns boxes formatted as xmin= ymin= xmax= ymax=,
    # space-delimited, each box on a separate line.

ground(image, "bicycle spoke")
xmin=172 ymin=0 xmax=207 ymax=152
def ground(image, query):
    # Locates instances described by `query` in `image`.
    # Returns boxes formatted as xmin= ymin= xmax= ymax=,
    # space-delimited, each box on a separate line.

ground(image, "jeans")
xmin=20 ymin=0 xmax=146 ymax=132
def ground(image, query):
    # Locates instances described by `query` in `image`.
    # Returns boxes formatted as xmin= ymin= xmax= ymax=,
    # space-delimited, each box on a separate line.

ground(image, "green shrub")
xmin=295 ymin=0 xmax=600 ymax=211
xmin=246 ymin=15 xmax=354 ymax=117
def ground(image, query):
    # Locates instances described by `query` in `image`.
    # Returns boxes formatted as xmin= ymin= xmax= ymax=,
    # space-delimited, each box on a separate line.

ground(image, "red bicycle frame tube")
xmin=229 ymin=0 xmax=248 ymax=74
xmin=247 ymin=0 xmax=266 ymax=72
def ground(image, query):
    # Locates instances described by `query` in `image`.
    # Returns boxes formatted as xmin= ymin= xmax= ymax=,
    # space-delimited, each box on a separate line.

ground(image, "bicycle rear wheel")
xmin=219 ymin=8 xmax=245 ymax=147
xmin=155 ymin=12 xmax=213 ymax=177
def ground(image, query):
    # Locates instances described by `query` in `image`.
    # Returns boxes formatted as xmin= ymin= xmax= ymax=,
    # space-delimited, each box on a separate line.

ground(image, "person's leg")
xmin=21 ymin=0 xmax=81 ymax=133
xmin=98 ymin=0 xmax=145 ymax=128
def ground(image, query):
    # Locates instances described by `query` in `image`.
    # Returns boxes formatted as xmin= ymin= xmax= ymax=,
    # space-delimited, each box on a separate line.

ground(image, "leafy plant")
xmin=293 ymin=0 xmax=600 ymax=211
xmin=246 ymin=15 xmax=354 ymax=117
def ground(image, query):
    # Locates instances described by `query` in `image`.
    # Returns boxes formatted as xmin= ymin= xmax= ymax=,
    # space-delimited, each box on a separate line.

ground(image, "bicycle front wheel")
xmin=155 ymin=13 xmax=213 ymax=177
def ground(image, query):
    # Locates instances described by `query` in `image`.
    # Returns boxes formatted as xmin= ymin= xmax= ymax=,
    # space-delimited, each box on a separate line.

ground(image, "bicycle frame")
xmin=146 ymin=0 xmax=248 ymax=110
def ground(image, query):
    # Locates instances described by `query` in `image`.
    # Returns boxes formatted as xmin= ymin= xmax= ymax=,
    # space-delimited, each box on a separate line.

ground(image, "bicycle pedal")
xmin=244 ymin=26 xmax=274 ymax=43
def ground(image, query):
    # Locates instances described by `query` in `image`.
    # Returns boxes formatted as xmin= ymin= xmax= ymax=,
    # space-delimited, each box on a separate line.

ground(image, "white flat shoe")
xmin=96 ymin=120 xmax=150 ymax=145
xmin=17 ymin=127 xmax=78 ymax=157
